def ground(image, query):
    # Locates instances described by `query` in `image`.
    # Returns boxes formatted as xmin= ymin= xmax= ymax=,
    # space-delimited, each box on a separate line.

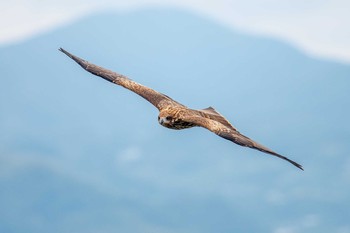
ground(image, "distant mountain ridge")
xmin=0 ymin=8 xmax=349 ymax=233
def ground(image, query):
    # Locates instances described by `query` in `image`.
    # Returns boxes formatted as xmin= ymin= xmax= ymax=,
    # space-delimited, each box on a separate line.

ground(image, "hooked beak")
xmin=158 ymin=116 xmax=164 ymax=125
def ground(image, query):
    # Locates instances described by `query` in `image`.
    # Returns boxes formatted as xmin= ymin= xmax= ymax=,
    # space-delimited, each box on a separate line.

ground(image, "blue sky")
xmin=1 ymin=0 xmax=350 ymax=63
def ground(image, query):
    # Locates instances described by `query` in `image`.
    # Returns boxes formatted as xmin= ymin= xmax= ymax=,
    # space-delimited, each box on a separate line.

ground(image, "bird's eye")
xmin=166 ymin=116 xmax=172 ymax=121
xmin=158 ymin=116 xmax=160 ymax=120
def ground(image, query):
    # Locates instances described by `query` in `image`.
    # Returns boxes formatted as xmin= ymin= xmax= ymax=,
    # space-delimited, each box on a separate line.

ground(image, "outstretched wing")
xmin=59 ymin=48 xmax=184 ymax=111
xmin=182 ymin=115 xmax=303 ymax=170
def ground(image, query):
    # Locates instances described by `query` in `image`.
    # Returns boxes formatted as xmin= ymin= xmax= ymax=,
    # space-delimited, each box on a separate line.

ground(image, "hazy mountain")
xmin=0 ymin=8 xmax=349 ymax=233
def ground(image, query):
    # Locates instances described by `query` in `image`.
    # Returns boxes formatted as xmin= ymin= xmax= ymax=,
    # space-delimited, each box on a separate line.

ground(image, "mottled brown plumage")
xmin=59 ymin=48 xmax=303 ymax=170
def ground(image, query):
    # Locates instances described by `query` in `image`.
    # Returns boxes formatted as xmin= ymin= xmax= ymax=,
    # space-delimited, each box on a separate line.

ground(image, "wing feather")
xmin=182 ymin=115 xmax=303 ymax=170
xmin=59 ymin=48 xmax=183 ymax=110
xmin=198 ymin=107 xmax=237 ymax=131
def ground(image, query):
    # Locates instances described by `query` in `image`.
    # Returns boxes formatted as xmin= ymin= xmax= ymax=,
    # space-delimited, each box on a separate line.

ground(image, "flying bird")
xmin=59 ymin=48 xmax=303 ymax=170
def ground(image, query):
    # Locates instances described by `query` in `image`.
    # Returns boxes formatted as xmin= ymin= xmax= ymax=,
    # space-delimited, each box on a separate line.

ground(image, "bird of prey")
xmin=59 ymin=48 xmax=303 ymax=170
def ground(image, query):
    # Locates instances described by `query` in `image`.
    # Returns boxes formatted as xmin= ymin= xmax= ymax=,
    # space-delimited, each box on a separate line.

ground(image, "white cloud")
xmin=116 ymin=146 xmax=142 ymax=163
xmin=0 ymin=1 xmax=93 ymax=45
xmin=1 ymin=0 xmax=350 ymax=62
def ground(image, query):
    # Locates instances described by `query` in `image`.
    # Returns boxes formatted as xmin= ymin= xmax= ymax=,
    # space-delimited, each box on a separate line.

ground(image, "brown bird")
xmin=59 ymin=48 xmax=303 ymax=170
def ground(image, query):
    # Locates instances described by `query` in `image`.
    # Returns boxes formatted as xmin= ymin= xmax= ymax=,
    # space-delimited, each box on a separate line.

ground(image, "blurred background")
xmin=0 ymin=1 xmax=349 ymax=233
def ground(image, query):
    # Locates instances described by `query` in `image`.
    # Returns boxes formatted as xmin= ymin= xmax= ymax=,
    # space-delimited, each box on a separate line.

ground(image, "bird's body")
xmin=59 ymin=48 xmax=303 ymax=170
xmin=158 ymin=107 xmax=197 ymax=130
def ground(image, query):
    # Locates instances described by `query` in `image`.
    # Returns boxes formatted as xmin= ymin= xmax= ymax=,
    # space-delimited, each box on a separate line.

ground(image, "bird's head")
xmin=158 ymin=112 xmax=174 ymax=128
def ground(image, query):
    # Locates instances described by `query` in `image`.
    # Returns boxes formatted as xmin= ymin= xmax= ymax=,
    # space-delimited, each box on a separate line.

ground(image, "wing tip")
xmin=290 ymin=160 xmax=304 ymax=171
xmin=269 ymin=150 xmax=304 ymax=171
xmin=59 ymin=47 xmax=70 ymax=57
xmin=262 ymin=149 xmax=304 ymax=171
xmin=221 ymin=131 xmax=304 ymax=171
xmin=59 ymin=47 xmax=88 ymax=68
